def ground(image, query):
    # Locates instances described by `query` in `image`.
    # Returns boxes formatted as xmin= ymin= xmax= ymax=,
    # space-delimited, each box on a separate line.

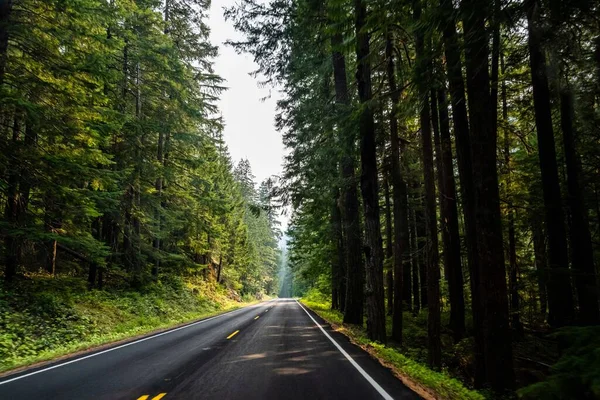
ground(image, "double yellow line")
xmin=137 ymin=393 xmax=166 ymax=400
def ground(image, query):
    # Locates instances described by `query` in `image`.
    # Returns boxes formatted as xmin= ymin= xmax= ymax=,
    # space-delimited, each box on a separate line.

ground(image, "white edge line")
xmin=295 ymin=300 xmax=394 ymax=400
xmin=0 ymin=299 xmax=276 ymax=386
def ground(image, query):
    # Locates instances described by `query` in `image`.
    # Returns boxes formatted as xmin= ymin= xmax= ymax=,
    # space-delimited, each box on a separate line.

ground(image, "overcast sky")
xmin=208 ymin=1 xmax=284 ymax=182
xmin=208 ymin=0 xmax=289 ymax=234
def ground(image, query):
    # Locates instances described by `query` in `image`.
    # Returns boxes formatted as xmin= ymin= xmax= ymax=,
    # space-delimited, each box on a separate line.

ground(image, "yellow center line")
xmin=227 ymin=330 xmax=240 ymax=339
xmin=152 ymin=394 xmax=167 ymax=400
xmin=137 ymin=396 xmax=149 ymax=400
xmin=254 ymin=315 xmax=260 ymax=320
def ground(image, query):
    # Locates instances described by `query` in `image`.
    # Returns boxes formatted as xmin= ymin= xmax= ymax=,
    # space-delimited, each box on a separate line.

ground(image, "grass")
xmin=301 ymin=290 xmax=486 ymax=400
xmin=0 ymin=275 xmax=260 ymax=373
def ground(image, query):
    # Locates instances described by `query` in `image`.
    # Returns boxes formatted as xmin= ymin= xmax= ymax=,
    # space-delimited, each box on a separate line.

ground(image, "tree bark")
xmin=502 ymin=54 xmax=523 ymax=336
xmin=596 ymin=33 xmax=600 ymax=101
xmin=385 ymin=32 xmax=410 ymax=343
xmin=355 ymin=0 xmax=386 ymax=343
xmin=527 ymin=0 xmax=574 ymax=327
xmin=88 ymin=218 xmax=101 ymax=287
xmin=152 ymin=0 xmax=172 ymax=277
xmin=384 ymin=176 xmax=394 ymax=315
xmin=532 ymin=215 xmax=548 ymax=318
xmin=4 ymin=111 xmax=21 ymax=282
xmin=332 ymin=187 xmax=345 ymax=310
xmin=437 ymin=87 xmax=465 ymax=342
xmin=438 ymin=0 xmax=484 ymax=383
xmin=330 ymin=30 xmax=363 ymax=325
xmin=431 ymin=89 xmax=446 ymax=283
xmin=415 ymin=199 xmax=428 ymax=308
xmin=559 ymin=88 xmax=600 ymax=325
xmin=0 ymin=0 xmax=12 ymax=86
xmin=463 ymin=0 xmax=514 ymax=390
xmin=414 ymin=0 xmax=441 ymax=368
xmin=411 ymin=207 xmax=420 ymax=314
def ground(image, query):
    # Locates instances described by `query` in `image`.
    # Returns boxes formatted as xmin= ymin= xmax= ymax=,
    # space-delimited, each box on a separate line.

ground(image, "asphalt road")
xmin=0 ymin=298 xmax=421 ymax=400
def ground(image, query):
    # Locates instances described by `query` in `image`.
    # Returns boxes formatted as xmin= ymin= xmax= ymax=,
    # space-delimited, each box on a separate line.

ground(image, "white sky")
xmin=208 ymin=0 xmax=289 ymax=233
xmin=208 ymin=1 xmax=284 ymax=185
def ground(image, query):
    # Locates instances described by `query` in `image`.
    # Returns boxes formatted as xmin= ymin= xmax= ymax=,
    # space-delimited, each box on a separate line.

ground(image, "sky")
xmin=208 ymin=1 xmax=284 ymax=187
xmin=208 ymin=0 xmax=289 ymax=234
xmin=209 ymin=0 xmax=284 ymax=183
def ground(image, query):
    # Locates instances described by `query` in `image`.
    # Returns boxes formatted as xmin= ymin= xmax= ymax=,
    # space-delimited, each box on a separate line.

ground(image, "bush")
xmin=519 ymin=326 xmax=600 ymax=400
xmin=0 ymin=275 xmax=250 ymax=372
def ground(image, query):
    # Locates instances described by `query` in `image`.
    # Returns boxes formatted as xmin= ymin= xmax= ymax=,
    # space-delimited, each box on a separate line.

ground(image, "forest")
xmin=227 ymin=0 xmax=600 ymax=398
xmin=2 ymin=0 xmax=600 ymax=398
xmin=0 ymin=0 xmax=282 ymax=372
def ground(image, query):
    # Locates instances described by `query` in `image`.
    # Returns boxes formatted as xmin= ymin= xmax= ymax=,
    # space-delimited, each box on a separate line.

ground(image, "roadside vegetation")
xmin=301 ymin=290 xmax=484 ymax=400
xmin=0 ymin=276 xmax=262 ymax=373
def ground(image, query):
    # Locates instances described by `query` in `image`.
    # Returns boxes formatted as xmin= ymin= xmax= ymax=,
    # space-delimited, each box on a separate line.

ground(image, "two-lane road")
xmin=0 ymin=299 xmax=420 ymax=399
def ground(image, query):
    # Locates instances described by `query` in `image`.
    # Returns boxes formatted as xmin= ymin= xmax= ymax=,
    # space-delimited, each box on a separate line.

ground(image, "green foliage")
xmin=0 ymin=276 xmax=255 ymax=372
xmin=519 ymin=327 xmax=600 ymax=400
xmin=0 ymin=0 xmax=281 ymax=299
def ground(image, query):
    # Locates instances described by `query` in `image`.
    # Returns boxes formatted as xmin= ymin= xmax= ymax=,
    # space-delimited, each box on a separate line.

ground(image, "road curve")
xmin=0 ymin=298 xmax=421 ymax=399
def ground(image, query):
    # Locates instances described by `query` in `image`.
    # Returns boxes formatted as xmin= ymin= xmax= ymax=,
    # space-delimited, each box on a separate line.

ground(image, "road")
xmin=0 ymin=299 xmax=421 ymax=400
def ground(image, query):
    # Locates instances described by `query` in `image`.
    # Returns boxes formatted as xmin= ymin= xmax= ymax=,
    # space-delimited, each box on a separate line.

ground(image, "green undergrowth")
xmin=301 ymin=289 xmax=485 ymax=400
xmin=0 ymin=275 xmax=258 ymax=373
xmin=517 ymin=326 xmax=600 ymax=400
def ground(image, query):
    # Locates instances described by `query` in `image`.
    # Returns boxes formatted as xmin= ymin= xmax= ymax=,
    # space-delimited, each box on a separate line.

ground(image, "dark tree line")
xmin=228 ymin=0 xmax=600 ymax=395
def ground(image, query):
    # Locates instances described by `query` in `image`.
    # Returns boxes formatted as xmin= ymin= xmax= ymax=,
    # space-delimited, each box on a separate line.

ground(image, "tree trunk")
xmin=490 ymin=0 xmax=501 ymax=141
xmin=88 ymin=218 xmax=101 ymax=287
xmin=527 ymin=0 xmax=574 ymax=327
xmin=46 ymin=239 xmax=57 ymax=276
xmin=153 ymin=132 xmax=163 ymax=277
xmin=18 ymin=114 xmax=35 ymax=222
xmin=152 ymin=0 xmax=172 ymax=277
xmin=414 ymin=0 xmax=441 ymax=368
xmin=355 ymin=0 xmax=386 ymax=343
xmin=560 ymin=88 xmax=600 ymax=325
xmin=502 ymin=54 xmax=523 ymax=336
xmin=596 ymin=33 xmax=600 ymax=101
xmin=330 ymin=30 xmax=363 ymax=325
xmin=438 ymin=0 xmax=484 ymax=383
xmin=217 ymin=255 xmax=222 ymax=283
xmin=332 ymin=187 xmax=345 ymax=310
xmin=532 ymin=215 xmax=548 ymax=318
xmin=386 ymin=32 xmax=410 ymax=342
xmin=507 ymin=209 xmax=522 ymax=335
xmin=4 ymin=111 xmax=21 ymax=282
xmin=42 ymin=173 xmax=60 ymax=277
xmin=411 ymin=207 xmax=420 ymax=314
xmin=384 ymin=176 xmax=394 ymax=315
xmin=0 ymin=0 xmax=12 ymax=86
xmin=431 ymin=89 xmax=446 ymax=284
xmin=133 ymin=63 xmax=142 ymax=278
xmin=437 ymin=87 xmax=465 ymax=342
xmin=416 ymin=200 xmax=428 ymax=308
xmin=463 ymin=0 xmax=514 ymax=390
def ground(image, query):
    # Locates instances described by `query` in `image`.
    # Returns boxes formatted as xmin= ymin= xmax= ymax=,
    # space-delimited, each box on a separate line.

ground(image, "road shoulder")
xmin=297 ymin=300 xmax=424 ymax=400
